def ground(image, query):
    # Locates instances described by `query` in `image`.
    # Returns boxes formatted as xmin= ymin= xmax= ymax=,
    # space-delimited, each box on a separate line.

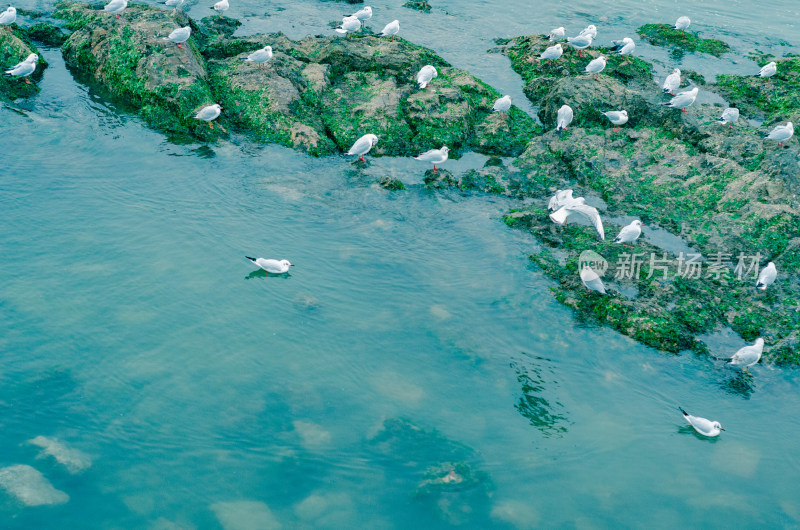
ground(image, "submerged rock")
xmin=211 ymin=500 xmax=282 ymax=530
xmin=403 ymin=1 xmax=432 ymax=13
xmin=29 ymin=436 xmax=92 ymax=474
xmin=637 ymin=23 xmax=730 ymax=57
xmin=0 ymin=465 xmax=69 ymax=506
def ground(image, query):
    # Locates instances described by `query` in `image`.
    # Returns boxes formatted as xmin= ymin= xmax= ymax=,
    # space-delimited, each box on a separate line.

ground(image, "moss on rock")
xmin=715 ymin=56 xmax=800 ymax=124
xmin=637 ymin=23 xmax=730 ymax=57
xmin=26 ymin=23 xmax=68 ymax=47
xmin=0 ymin=29 xmax=46 ymax=101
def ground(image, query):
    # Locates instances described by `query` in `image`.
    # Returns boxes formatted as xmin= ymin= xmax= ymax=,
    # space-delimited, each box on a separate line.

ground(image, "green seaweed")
xmin=637 ymin=24 xmax=730 ymax=57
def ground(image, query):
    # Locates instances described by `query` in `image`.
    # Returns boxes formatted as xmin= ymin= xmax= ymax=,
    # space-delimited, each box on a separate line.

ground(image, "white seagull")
xmin=104 ymin=0 xmax=127 ymax=17
xmin=347 ymin=133 xmax=379 ymax=161
xmin=414 ymin=146 xmax=449 ymax=173
xmin=611 ymin=37 xmax=635 ymax=56
xmin=416 ymin=64 xmax=437 ymax=89
xmin=540 ymin=43 xmax=563 ymax=63
xmin=347 ymin=5 xmax=372 ymax=26
xmin=556 ymin=104 xmax=573 ymax=133
xmin=613 ymin=219 xmax=642 ymax=246
xmin=247 ymin=257 xmax=294 ymax=274
xmin=578 ymin=24 xmax=597 ymax=39
xmin=163 ymin=26 xmax=191 ymax=49
xmin=212 ymin=0 xmax=229 ymax=16
xmin=727 ymin=338 xmax=764 ymax=370
xmin=547 ymin=189 xmax=584 ymax=211
xmin=756 ymin=262 xmax=777 ymax=290
xmin=5 ymin=53 xmax=36 ymax=84
xmin=194 ymin=104 xmax=221 ymax=128
xmin=567 ymin=33 xmax=593 ymax=56
xmin=766 ymin=121 xmax=793 ymax=147
xmin=718 ymin=107 xmax=739 ymax=128
xmin=335 ymin=15 xmax=361 ymax=36
xmin=0 ymin=6 xmax=16 ymax=29
xmin=550 ymin=202 xmax=605 ymax=240
xmin=380 ymin=19 xmax=399 ymax=39
xmin=663 ymin=86 xmax=698 ymax=113
xmin=757 ymin=61 xmax=776 ymax=78
xmin=584 ymin=55 xmax=606 ymax=77
xmin=580 ymin=265 xmax=606 ymax=294
xmin=674 ymin=16 xmax=691 ymax=30
xmin=679 ymin=407 xmax=723 ymax=437
xmin=492 ymin=95 xmax=512 ymax=114
xmin=662 ymin=68 xmax=681 ymax=95
xmin=549 ymin=26 xmax=565 ymax=41
xmin=245 ymin=46 xmax=272 ymax=69
xmin=603 ymin=110 xmax=628 ymax=131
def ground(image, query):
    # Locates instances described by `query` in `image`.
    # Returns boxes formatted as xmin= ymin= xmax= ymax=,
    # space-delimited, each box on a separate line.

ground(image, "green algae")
xmin=716 ymin=56 xmax=800 ymax=123
xmin=637 ymin=24 xmax=730 ymax=57
xmin=0 ymin=29 xmax=46 ymax=101
xmin=403 ymin=1 xmax=432 ymax=13
xmin=26 ymin=23 xmax=68 ymax=47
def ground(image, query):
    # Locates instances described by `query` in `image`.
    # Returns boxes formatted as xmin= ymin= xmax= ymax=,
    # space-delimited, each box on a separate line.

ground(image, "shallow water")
xmin=2 ymin=2 xmax=800 ymax=528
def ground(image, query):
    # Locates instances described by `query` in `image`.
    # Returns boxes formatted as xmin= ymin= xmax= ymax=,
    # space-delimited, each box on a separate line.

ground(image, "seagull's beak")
xmin=720 ymin=428 xmax=725 ymax=431
xmin=290 ymin=263 xmax=295 ymax=266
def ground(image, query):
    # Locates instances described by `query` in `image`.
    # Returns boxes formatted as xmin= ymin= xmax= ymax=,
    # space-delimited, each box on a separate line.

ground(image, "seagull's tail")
xmin=678 ymin=406 xmax=688 ymax=416
xmin=245 ymin=256 xmax=257 ymax=262
xmin=417 ymin=81 xmax=426 ymax=89
xmin=756 ymin=281 xmax=766 ymax=289
xmin=335 ymin=28 xmax=347 ymax=34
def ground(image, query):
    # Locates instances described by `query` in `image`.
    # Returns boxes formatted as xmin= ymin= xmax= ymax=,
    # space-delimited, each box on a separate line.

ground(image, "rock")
xmin=403 ymin=1 xmax=432 ymax=13
xmin=637 ymin=23 xmax=730 ymax=57
xmin=715 ymin=56 xmax=800 ymax=125
xmin=377 ymin=176 xmax=405 ymax=190
xmin=27 ymin=23 xmax=68 ymax=46
xmin=0 ymin=29 xmax=47 ymax=101
xmin=423 ymin=169 xmax=457 ymax=188
xmin=211 ymin=501 xmax=282 ymax=530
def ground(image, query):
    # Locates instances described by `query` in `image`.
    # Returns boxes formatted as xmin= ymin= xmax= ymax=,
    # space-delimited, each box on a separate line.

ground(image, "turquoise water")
xmin=3 ymin=2 xmax=800 ymax=528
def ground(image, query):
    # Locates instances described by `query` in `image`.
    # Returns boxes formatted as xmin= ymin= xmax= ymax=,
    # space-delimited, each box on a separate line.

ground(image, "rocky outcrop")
xmin=0 ymin=28 xmax=47 ymax=101
xmin=637 ymin=24 xmax=730 ymax=57
xmin=54 ymin=1 xmax=539 ymax=154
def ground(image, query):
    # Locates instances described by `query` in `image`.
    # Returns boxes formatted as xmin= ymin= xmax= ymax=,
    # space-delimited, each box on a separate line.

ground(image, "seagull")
xmin=611 ymin=37 xmax=635 ymax=56
xmin=550 ymin=202 xmax=605 ymax=240
xmin=540 ymin=43 xmax=563 ymax=63
xmin=547 ymin=189 xmax=585 ymax=211
xmin=662 ymin=86 xmax=698 ymax=113
xmin=757 ymin=61 xmax=776 ymax=78
xmin=567 ymin=33 xmax=593 ymax=56
xmin=416 ymin=64 xmax=437 ymax=89
xmin=756 ymin=262 xmax=777 ymax=290
xmin=165 ymin=0 xmax=185 ymax=12
xmin=718 ymin=107 xmax=739 ymax=128
xmin=193 ymin=104 xmax=221 ymax=128
xmin=335 ymin=15 xmax=361 ymax=37
xmin=549 ymin=26 xmax=565 ymax=41
xmin=379 ymin=19 xmax=399 ymax=39
xmin=603 ymin=110 xmax=628 ymax=131
xmin=163 ymin=26 xmax=191 ymax=49
xmin=613 ymin=219 xmax=642 ymax=247
xmin=765 ymin=121 xmax=793 ymax=147
xmin=674 ymin=16 xmax=691 ymax=30
xmin=727 ymin=338 xmax=764 ymax=370
xmin=578 ymin=24 xmax=597 ymax=39
xmin=4 ymin=53 xmax=36 ymax=84
xmin=0 ymin=6 xmax=16 ymax=30
xmin=245 ymin=46 xmax=272 ymax=69
xmin=414 ymin=146 xmax=449 ymax=173
xmin=492 ymin=95 xmax=512 ymax=114
xmin=679 ymin=407 xmax=723 ymax=437
xmin=556 ymin=104 xmax=573 ymax=133
xmin=347 ymin=5 xmax=372 ymax=26
xmin=104 ymin=0 xmax=127 ymax=18
xmin=662 ymin=68 xmax=681 ymax=95
xmin=584 ymin=55 xmax=606 ymax=78
xmin=212 ymin=0 xmax=228 ymax=17
xmin=246 ymin=257 xmax=294 ymax=274
xmin=347 ymin=133 xmax=379 ymax=161
xmin=580 ymin=265 xmax=606 ymax=294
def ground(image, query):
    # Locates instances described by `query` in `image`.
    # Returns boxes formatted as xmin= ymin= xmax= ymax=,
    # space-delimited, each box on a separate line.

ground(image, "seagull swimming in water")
xmin=347 ymin=133 xmax=379 ymax=161
xmin=718 ymin=107 xmax=739 ymax=128
xmin=663 ymin=86 xmax=698 ymax=113
xmin=414 ymin=146 xmax=449 ymax=173
xmin=765 ymin=121 xmax=793 ymax=147
xmin=246 ymin=257 xmax=294 ymax=274
xmin=679 ymin=407 xmax=723 ymax=437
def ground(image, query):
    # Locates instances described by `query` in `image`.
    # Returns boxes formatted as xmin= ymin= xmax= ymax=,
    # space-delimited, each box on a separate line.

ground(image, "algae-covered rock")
xmin=27 ymin=23 xmax=68 ymax=46
xmin=637 ymin=23 xmax=730 ymax=57
xmin=715 ymin=56 xmax=800 ymax=125
xmin=403 ymin=1 xmax=432 ymax=13
xmin=0 ymin=29 xmax=46 ymax=101
xmin=56 ymin=2 xmax=221 ymax=140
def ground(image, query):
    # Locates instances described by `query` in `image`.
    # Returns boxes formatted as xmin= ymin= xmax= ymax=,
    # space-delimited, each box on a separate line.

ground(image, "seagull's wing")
xmin=614 ymin=224 xmax=638 ymax=242
xmin=687 ymin=415 xmax=715 ymax=435
xmin=414 ymin=149 xmax=438 ymax=161
xmin=571 ymin=204 xmax=605 ymax=240
xmin=347 ymin=135 xmax=372 ymax=155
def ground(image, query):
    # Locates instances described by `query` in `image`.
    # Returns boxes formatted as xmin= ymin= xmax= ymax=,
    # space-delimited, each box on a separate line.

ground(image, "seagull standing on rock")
xmin=347 ymin=133 xmax=378 ymax=162
xmin=540 ymin=43 xmax=563 ymax=64
xmin=611 ymin=37 xmax=635 ymax=56
xmin=679 ymin=407 xmax=723 ymax=437
xmin=718 ymin=107 xmax=739 ymax=128
xmin=663 ymin=86 xmax=698 ymax=113
xmin=584 ymin=55 xmax=606 ymax=78
xmin=567 ymin=33 xmax=593 ymax=56
xmin=104 ymin=0 xmax=127 ymax=19
xmin=580 ymin=265 xmax=606 ymax=294
xmin=492 ymin=95 xmax=512 ymax=115
xmin=414 ymin=146 xmax=449 ymax=173
xmin=194 ymin=104 xmax=222 ymax=128
xmin=603 ymin=110 xmax=628 ymax=131
xmin=163 ymin=26 xmax=191 ymax=49
xmin=674 ymin=16 xmax=691 ymax=30
xmin=662 ymin=68 xmax=681 ymax=95
xmin=416 ymin=64 xmax=437 ymax=89
xmin=556 ymin=104 xmax=573 ymax=133
xmin=246 ymin=257 xmax=294 ymax=274
xmin=0 ymin=6 xmax=16 ymax=31
xmin=756 ymin=262 xmax=777 ymax=290
xmin=335 ymin=16 xmax=361 ymax=37
xmin=766 ymin=122 xmax=793 ymax=147
xmin=549 ymin=26 xmax=565 ymax=41
xmin=613 ymin=219 xmax=642 ymax=247
xmin=379 ymin=19 xmax=399 ymax=39
xmin=245 ymin=46 xmax=272 ymax=69
xmin=212 ymin=0 xmax=229 ymax=18
xmin=578 ymin=24 xmax=597 ymax=39
xmin=347 ymin=5 xmax=372 ymax=27
xmin=757 ymin=61 xmax=776 ymax=78
xmin=4 ymin=53 xmax=36 ymax=84
xmin=727 ymin=338 xmax=764 ymax=371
